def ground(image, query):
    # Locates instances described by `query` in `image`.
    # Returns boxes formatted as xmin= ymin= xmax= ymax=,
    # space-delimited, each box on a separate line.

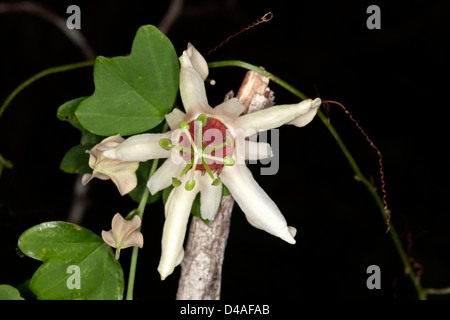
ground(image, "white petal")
xmin=147 ymin=159 xmax=184 ymax=195
xmin=86 ymin=150 xmax=97 ymax=168
xmin=101 ymin=230 xmax=116 ymax=247
xmin=245 ymin=215 xmax=263 ymax=230
xmin=103 ymin=161 xmax=139 ymax=196
xmin=179 ymin=50 xmax=211 ymax=115
xmin=82 ymin=171 xmax=109 ymax=184
xmin=212 ymin=98 xmax=245 ymax=120
xmin=288 ymin=226 xmax=297 ymax=238
xmin=96 ymin=134 xmax=124 ymax=151
xmin=199 ymin=174 xmax=222 ymax=221
xmin=165 ymin=108 xmax=187 ymax=130
xmin=157 ymin=173 xmax=201 ymax=280
xmin=232 ymin=98 xmax=317 ymax=136
xmin=287 ymin=98 xmax=322 ymax=127
xmin=102 ymin=132 xmax=171 ymax=162
xmin=186 ymin=43 xmax=209 ymax=81
xmin=122 ymin=231 xmax=144 ymax=249
xmin=244 ymin=140 xmax=273 ymax=160
xmin=81 ymin=173 xmax=93 ymax=186
xmin=220 ymin=164 xmax=296 ymax=244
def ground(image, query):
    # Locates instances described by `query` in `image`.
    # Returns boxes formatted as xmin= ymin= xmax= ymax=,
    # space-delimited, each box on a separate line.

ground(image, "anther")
xmin=197 ymin=114 xmax=208 ymax=127
xmin=185 ymin=179 xmax=196 ymax=191
xmin=180 ymin=121 xmax=190 ymax=130
xmin=212 ymin=178 xmax=221 ymax=186
xmin=172 ymin=177 xmax=181 ymax=187
xmin=159 ymin=138 xmax=172 ymax=151
xmin=223 ymin=156 xmax=235 ymax=166
xmin=173 ymin=162 xmax=194 ymax=188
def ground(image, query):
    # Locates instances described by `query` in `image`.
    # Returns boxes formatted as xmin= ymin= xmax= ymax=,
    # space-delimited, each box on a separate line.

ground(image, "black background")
xmin=0 ymin=0 xmax=449 ymax=300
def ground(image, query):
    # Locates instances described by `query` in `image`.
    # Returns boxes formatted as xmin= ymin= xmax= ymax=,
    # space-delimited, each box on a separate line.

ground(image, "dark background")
xmin=0 ymin=0 xmax=449 ymax=300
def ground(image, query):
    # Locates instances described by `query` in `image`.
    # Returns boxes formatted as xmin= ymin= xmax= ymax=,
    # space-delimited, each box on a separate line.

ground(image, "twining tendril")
xmin=323 ymin=100 xmax=391 ymax=233
xmin=204 ymin=12 xmax=273 ymax=57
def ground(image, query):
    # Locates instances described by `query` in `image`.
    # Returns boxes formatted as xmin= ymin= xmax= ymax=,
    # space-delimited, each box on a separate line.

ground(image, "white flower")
xmin=82 ymin=135 xmax=139 ymax=196
xmin=103 ymin=43 xmax=321 ymax=280
xmin=102 ymin=213 xmax=144 ymax=260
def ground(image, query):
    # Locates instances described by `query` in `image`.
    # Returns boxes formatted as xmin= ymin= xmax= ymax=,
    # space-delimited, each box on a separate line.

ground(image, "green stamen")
xmin=174 ymin=118 xmax=231 ymax=188
xmin=181 ymin=124 xmax=196 ymax=151
xmin=185 ymin=152 xmax=199 ymax=191
xmin=172 ymin=145 xmax=194 ymax=154
xmin=196 ymin=120 xmax=203 ymax=151
xmin=201 ymin=153 xmax=235 ymax=166
xmin=159 ymin=138 xmax=193 ymax=154
xmin=225 ymin=135 xmax=233 ymax=146
xmin=197 ymin=113 xmax=208 ymax=127
xmin=180 ymin=121 xmax=189 ymax=130
xmin=185 ymin=179 xmax=196 ymax=191
xmin=159 ymin=138 xmax=173 ymax=151
xmin=178 ymin=162 xmax=193 ymax=178
xmin=202 ymin=157 xmax=215 ymax=180
xmin=223 ymin=156 xmax=235 ymax=166
xmin=202 ymin=157 xmax=221 ymax=186
xmin=172 ymin=177 xmax=181 ymax=187
xmin=203 ymin=135 xmax=232 ymax=154
xmin=172 ymin=161 xmax=193 ymax=187
xmin=204 ymin=156 xmax=222 ymax=186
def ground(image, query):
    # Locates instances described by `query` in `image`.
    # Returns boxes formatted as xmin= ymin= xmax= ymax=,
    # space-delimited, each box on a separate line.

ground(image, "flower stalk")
xmin=125 ymin=124 xmax=168 ymax=300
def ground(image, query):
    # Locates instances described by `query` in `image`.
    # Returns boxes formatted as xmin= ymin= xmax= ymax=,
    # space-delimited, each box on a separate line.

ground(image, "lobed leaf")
xmin=18 ymin=221 xmax=124 ymax=300
xmin=75 ymin=25 xmax=179 ymax=136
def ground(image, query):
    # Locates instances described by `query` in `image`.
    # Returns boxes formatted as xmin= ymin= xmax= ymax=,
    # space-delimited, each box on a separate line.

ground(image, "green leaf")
xmin=222 ymin=184 xmax=230 ymax=196
xmin=57 ymin=97 xmax=103 ymax=144
xmin=16 ymin=279 xmax=36 ymax=300
xmin=0 ymin=285 xmax=25 ymax=300
xmin=190 ymin=194 xmax=210 ymax=224
xmin=18 ymin=221 xmax=124 ymax=300
xmin=57 ymin=97 xmax=103 ymax=174
xmin=128 ymin=160 xmax=161 ymax=204
xmin=60 ymin=145 xmax=91 ymax=174
xmin=75 ymin=25 xmax=179 ymax=136
xmin=162 ymin=185 xmax=173 ymax=204
xmin=57 ymin=97 xmax=86 ymax=131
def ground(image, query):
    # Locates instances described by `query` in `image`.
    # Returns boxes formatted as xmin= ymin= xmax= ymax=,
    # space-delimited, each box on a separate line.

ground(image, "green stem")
xmin=0 ymin=60 xmax=94 ymax=120
xmin=208 ymin=60 xmax=308 ymax=100
xmin=208 ymin=59 xmax=426 ymax=300
xmin=0 ymin=153 xmax=13 ymax=169
xmin=125 ymin=122 xmax=168 ymax=300
xmin=0 ymin=153 xmax=13 ymax=178
xmin=0 ymin=60 xmax=95 ymax=175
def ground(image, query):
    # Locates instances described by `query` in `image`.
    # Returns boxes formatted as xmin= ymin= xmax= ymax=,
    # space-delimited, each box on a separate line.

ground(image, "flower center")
xmin=181 ymin=117 xmax=233 ymax=171
xmin=159 ymin=114 xmax=235 ymax=191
